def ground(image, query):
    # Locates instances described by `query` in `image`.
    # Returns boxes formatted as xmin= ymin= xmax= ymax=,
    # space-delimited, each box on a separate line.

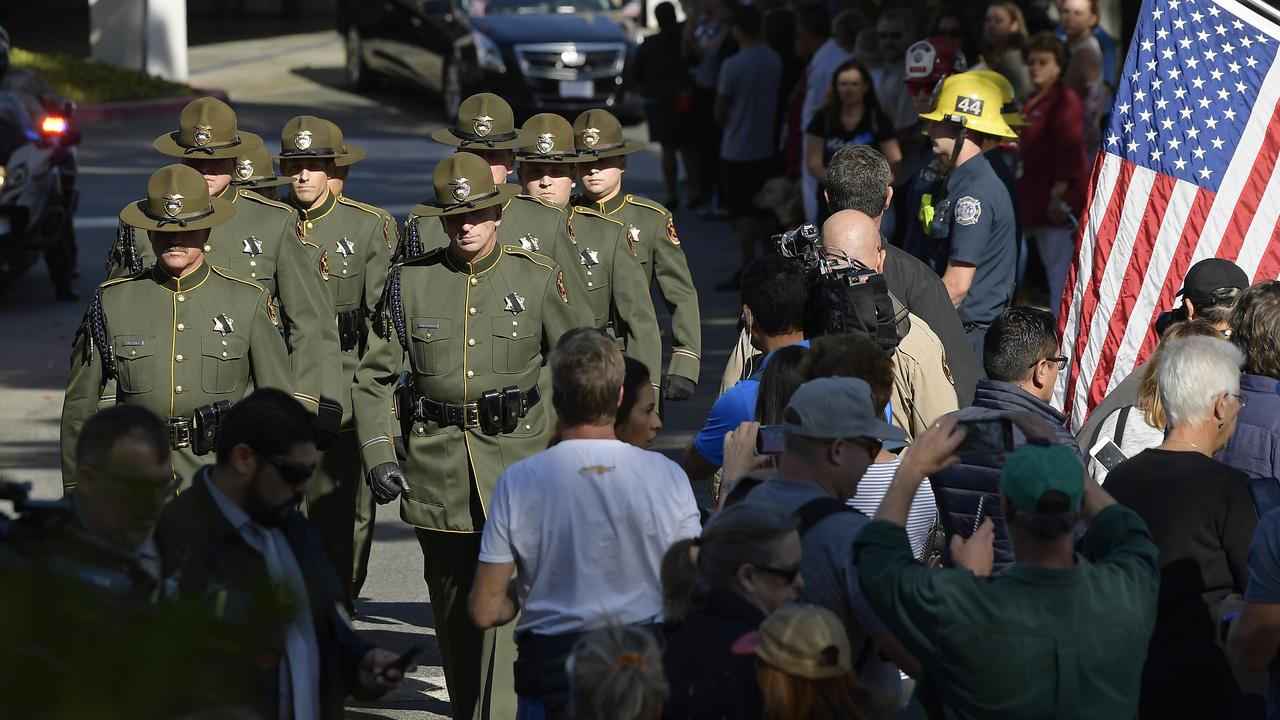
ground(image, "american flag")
xmin=1057 ymin=0 xmax=1280 ymax=429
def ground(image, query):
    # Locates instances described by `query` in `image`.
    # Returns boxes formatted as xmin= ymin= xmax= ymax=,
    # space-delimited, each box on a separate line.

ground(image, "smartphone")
xmin=756 ymin=424 xmax=786 ymax=455
xmin=955 ymin=418 xmax=1015 ymax=457
xmin=381 ymin=642 xmax=429 ymax=678
xmin=1089 ymin=437 xmax=1129 ymax=473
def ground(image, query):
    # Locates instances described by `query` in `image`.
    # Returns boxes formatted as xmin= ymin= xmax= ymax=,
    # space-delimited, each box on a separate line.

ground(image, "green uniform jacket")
xmin=851 ymin=505 xmax=1160 ymax=719
xmin=352 ymin=245 xmax=579 ymax=532
xmin=289 ymin=192 xmax=397 ymax=422
xmin=106 ymin=187 xmax=335 ymax=413
xmin=61 ymin=263 xmax=295 ymax=487
xmin=411 ymin=195 xmax=595 ymax=327
xmin=566 ymin=206 xmax=661 ymax=386
xmin=575 ymin=193 xmax=701 ymax=383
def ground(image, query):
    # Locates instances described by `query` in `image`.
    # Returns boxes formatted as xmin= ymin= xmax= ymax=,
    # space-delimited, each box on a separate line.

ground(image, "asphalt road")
xmin=0 ymin=31 xmax=742 ymax=719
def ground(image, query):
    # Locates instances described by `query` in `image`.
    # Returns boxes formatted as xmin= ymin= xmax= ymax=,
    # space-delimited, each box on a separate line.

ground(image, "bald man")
xmin=818 ymin=210 xmax=959 ymax=438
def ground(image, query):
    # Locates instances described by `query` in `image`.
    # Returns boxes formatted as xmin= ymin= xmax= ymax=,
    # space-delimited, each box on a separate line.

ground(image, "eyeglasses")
xmin=256 ymin=451 xmax=316 ymax=486
xmin=1231 ymin=393 xmax=1249 ymax=407
xmin=1030 ymin=356 xmax=1069 ymax=370
xmin=85 ymin=465 xmax=180 ymax=504
xmin=754 ymin=564 xmax=802 ymax=584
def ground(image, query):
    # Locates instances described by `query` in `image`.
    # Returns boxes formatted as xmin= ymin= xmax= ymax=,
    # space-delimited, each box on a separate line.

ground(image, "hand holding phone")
xmin=755 ymin=425 xmax=786 ymax=455
xmin=955 ymin=418 xmax=1015 ymax=458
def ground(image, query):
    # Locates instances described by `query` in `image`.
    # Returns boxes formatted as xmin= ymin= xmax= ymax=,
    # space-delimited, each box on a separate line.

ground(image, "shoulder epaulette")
xmin=237 ymin=189 xmax=295 ymax=213
xmin=337 ymin=195 xmax=385 ymax=221
xmin=501 ymin=245 xmax=556 ymax=272
xmin=400 ymin=247 xmax=446 ymax=267
xmin=100 ymin=273 xmax=139 ymax=290
xmin=571 ymin=205 xmax=624 ymax=226
xmin=338 ymin=195 xmax=391 ymax=217
xmin=211 ymin=265 xmax=271 ymax=294
xmin=625 ymin=195 xmax=669 ymax=215
xmin=516 ymin=194 xmax=567 ymax=214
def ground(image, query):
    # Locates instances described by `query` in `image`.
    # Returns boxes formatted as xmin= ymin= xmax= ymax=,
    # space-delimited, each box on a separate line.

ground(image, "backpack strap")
xmin=1113 ymin=405 xmax=1131 ymax=449
xmin=793 ymin=497 xmax=856 ymax=536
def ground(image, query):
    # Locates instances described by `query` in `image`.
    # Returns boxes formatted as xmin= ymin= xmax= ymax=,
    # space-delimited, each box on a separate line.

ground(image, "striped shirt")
xmin=849 ymin=458 xmax=937 ymax=560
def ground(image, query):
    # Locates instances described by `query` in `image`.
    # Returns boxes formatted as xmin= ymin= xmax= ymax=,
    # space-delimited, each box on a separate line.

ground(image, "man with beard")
xmin=156 ymin=389 xmax=412 ymax=718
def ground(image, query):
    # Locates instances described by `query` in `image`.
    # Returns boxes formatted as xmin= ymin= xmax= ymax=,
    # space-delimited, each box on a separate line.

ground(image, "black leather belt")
xmin=165 ymin=401 xmax=230 ymax=455
xmin=412 ymin=385 xmax=541 ymax=435
xmin=337 ymin=308 xmax=366 ymax=352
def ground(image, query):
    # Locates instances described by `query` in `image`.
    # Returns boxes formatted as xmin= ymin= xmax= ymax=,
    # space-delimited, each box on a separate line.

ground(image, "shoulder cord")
xmin=397 ymin=216 xmax=423 ymax=263
xmin=85 ymin=287 xmax=117 ymax=383
xmin=374 ymin=264 xmax=409 ymax=354
xmin=106 ymin=222 xmax=141 ymax=275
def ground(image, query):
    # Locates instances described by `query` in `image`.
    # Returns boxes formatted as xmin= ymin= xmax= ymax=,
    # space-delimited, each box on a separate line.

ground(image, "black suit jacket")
xmin=156 ymin=471 xmax=374 ymax=719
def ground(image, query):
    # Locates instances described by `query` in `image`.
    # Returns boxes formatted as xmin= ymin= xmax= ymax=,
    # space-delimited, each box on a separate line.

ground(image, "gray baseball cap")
xmin=783 ymin=377 xmax=909 ymax=442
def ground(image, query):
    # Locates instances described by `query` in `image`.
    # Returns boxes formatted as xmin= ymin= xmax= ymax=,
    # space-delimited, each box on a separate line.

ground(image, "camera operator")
xmin=0 ymin=404 xmax=179 ymax=718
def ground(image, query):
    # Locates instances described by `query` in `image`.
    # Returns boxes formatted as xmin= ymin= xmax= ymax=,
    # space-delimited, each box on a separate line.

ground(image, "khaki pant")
xmin=416 ymin=529 xmax=517 ymax=720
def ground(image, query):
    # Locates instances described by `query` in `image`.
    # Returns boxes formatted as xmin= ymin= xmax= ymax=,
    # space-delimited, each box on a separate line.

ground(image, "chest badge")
xmin=242 ymin=236 xmax=263 ymax=256
xmin=336 ymin=237 xmax=356 ymax=258
xmin=954 ymin=196 xmax=982 ymax=226
xmin=519 ymin=234 xmax=541 ymax=253
xmin=503 ymin=292 xmax=527 ymax=315
xmin=579 ymin=248 xmax=599 ymax=268
xmin=212 ymin=314 xmax=235 ymax=335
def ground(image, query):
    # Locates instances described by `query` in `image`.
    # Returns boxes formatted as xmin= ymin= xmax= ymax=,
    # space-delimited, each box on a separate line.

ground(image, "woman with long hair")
xmin=661 ymin=503 xmax=802 ymax=718
xmin=982 ymin=1 xmax=1031 ymax=99
xmin=614 ymin=357 xmax=662 ymax=449
xmin=804 ymin=58 xmax=900 ymax=222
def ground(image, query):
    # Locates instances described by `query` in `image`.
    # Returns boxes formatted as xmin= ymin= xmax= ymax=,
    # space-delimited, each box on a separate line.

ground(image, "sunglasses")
xmin=754 ymin=564 xmax=802 ymax=584
xmin=85 ymin=465 xmax=180 ymax=504
xmin=848 ymin=437 xmax=884 ymax=457
xmin=257 ymin=451 xmax=316 ymax=486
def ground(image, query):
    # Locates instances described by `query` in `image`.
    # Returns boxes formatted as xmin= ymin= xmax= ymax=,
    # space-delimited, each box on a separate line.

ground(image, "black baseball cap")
xmin=1176 ymin=258 xmax=1249 ymax=302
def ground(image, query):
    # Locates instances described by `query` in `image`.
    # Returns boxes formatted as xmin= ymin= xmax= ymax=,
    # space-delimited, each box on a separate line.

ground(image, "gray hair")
xmin=1157 ymin=336 xmax=1244 ymax=427
xmin=826 ymin=145 xmax=890 ymax=217
xmin=570 ymin=625 xmax=667 ymax=720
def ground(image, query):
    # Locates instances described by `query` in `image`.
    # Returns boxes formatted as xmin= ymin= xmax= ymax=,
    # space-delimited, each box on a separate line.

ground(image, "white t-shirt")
xmin=478 ymin=439 xmax=702 ymax=636
xmin=848 ymin=457 xmax=937 ymax=560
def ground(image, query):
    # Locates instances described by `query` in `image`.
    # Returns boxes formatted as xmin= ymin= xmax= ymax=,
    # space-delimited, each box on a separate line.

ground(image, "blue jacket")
xmin=1219 ymin=373 xmax=1280 ymax=514
xmin=931 ymin=380 xmax=1081 ymax=573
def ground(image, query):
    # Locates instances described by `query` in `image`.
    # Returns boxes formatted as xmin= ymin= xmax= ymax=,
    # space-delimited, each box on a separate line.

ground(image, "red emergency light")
xmin=40 ymin=115 xmax=68 ymax=135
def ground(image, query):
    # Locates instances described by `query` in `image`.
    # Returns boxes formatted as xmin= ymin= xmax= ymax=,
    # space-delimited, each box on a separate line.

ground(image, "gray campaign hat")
xmin=783 ymin=377 xmax=908 ymax=442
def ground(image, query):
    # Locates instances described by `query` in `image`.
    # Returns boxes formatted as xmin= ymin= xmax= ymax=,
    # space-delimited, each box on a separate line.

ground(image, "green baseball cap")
xmin=153 ymin=97 xmax=264 ymax=159
xmin=411 ymin=152 xmax=520 ymax=218
xmin=517 ymin=113 xmax=578 ymax=163
xmin=1000 ymin=443 xmax=1085 ymax=513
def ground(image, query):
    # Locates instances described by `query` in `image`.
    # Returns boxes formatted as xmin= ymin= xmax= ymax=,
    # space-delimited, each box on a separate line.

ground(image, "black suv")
xmin=339 ymin=0 xmax=643 ymax=120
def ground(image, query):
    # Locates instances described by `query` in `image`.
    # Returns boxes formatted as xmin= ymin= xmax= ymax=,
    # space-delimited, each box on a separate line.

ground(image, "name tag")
xmin=123 ymin=340 xmax=145 ymax=347
xmin=416 ymin=322 xmax=440 ymax=330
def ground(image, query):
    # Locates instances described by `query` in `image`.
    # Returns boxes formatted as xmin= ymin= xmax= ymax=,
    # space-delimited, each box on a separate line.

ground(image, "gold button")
xmin=525 ymin=424 xmax=531 ymax=430
xmin=177 ymin=294 xmax=185 ymax=302
xmin=129 ymin=350 xmax=137 ymax=356
xmin=175 ymin=385 xmax=184 ymax=394
xmin=306 ymin=222 xmax=313 ymax=230
xmin=469 ymin=307 xmax=477 ymax=316
xmin=512 ymin=320 xmax=518 ymax=326
xmin=177 ymin=323 xmax=185 ymax=331
xmin=175 ymin=354 xmax=183 ymax=362
xmin=414 ymin=426 xmax=425 ymax=436
xmin=511 ymin=332 xmax=518 ymax=337
xmin=425 ymin=332 xmax=432 ymax=338
xmin=222 ymin=351 xmax=228 ymax=358
xmin=250 ymin=272 xmax=257 ymax=278
xmin=342 ymin=269 xmax=347 ymax=275
xmin=222 ymin=340 xmax=228 ymax=346
xmin=466 ymin=370 xmax=475 ymax=379
xmin=249 ymin=260 xmax=257 ymax=267
xmin=470 ymin=277 xmax=478 ymax=286
xmin=467 ymin=338 xmax=476 ymax=346
xmin=203 ymin=244 xmax=212 ymax=252
xmin=587 ymin=282 xmax=593 ymax=287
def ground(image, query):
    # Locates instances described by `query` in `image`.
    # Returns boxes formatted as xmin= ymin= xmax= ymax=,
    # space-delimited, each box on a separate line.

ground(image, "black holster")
xmin=337 ymin=308 xmax=367 ymax=352
xmin=191 ymin=401 xmax=232 ymax=456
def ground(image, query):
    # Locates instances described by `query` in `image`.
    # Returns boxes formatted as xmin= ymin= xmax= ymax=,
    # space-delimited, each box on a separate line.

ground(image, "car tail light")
xmin=41 ymin=115 xmax=69 ymax=135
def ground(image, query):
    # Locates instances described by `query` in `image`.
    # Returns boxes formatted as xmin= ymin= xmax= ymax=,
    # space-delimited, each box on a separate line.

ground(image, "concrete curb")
xmin=77 ymin=86 xmax=230 ymax=123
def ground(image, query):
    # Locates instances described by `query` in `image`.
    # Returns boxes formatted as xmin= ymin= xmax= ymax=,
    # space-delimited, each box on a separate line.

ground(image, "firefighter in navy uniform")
xmin=569 ymin=108 xmax=702 ymax=401
xmin=352 ymin=152 xmax=579 ymax=719
xmin=61 ymin=164 xmax=294 ymax=487
xmin=917 ymin=72 xmax=1018 ymax=364
xmin=276 ymin=115 xmax=396 ymax=599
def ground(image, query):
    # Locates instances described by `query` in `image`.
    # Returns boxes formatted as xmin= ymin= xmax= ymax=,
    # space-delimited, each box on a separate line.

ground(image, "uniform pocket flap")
xmin=491 ymin=316 xmax=536 ymax=340
xmin=113 ymin=336 xmax=157 ymax=360
xmin=201 ymin=336 xmax=247 ymax=361
xmin=410 ymin=317 xmax=451 ymax=343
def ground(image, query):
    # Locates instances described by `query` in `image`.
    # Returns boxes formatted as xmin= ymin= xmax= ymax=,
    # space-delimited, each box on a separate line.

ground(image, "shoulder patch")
xmin=211 ymin=265 xmax=273 ymax=293
xmin=501 ymin=245 xmax=556 ymax=272
xmin=336 ymin=195 xmax=385 ymax=220
xmin=625 ymin=195 xmax=669 ymax=215
xmin=666 ymin=217 xmax=680 ymax=246
xmin=566 ymin=218 xmax=576 ymax=246
xmin=556 ymin=271 xmax=569 ymax=304
xmin=954 ymin=196 xmax=982 ymax=226
xmin=319 ymin=250 xmax=331 ymax=280
xmin=265 ymin=295 xmax=280 ymax=326
xmin=237 ymin=188 xmax=294 ymax=213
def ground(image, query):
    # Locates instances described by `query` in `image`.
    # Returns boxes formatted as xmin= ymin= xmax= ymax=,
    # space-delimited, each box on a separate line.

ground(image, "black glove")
xmin=664 ymin=374 xmax=696 ymax=401
xmin=368 ymin=462 xmax=410 ymax=505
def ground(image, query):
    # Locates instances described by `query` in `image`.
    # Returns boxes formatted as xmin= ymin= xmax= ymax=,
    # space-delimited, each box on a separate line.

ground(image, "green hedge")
xmin=11 ymin=47 xmax=201 ymax=104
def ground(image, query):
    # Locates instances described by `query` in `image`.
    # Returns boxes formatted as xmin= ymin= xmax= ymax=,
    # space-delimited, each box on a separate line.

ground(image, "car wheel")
xmin=442 ymin=61 xmax=463 ymax=121
xmin=345 ymin=27 xmax=373 ymax=91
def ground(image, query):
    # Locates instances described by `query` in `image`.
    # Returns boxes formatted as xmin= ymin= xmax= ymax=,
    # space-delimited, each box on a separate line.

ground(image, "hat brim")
xmin=335 ymin=143 xmax=367 ymax=167
xmin=918 ymin=111 xmax=1018 ymax=140
xmin=119 ymin=194 xmax=235 ymax=232
xmin=575 ymin=139 xmax=647 ymax=159
xmin=430 ymin=127 xmax=535 ymax=150
xmin=232 ymin=175 xmax=293 ymax=189
xmin=153 ymin=130 xmax=264 ymax=160
xmin=516 ymin=151 xmax=581 ymax=164
xmin=411 ymin=183 xmax=521 ymax=218
xmin=783 ymin=418 xmax=909 ymax=444
xmin=274 ymin=149 xmax=347 ymax=161
xmin=730 ymin=631 xmax=760 ymax=657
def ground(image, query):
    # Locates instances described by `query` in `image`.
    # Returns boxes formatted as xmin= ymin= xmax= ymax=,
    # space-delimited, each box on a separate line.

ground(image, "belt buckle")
xmin=171 ymin=418 xmax=192 ymax=450
xmin=464 ymin=403 xmax=481 ymax=430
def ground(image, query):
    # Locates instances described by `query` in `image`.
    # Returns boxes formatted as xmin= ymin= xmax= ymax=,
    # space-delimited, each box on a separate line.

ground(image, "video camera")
xmin=770 ymin=223 xmax=901 ymax=352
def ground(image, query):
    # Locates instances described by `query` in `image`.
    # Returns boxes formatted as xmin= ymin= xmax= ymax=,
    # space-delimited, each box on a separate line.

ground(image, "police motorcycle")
xmin=0 ymin=91 xmax=79 ymax=299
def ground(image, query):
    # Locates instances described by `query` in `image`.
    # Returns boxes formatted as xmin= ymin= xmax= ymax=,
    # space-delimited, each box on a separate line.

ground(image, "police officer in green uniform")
xmin=569 ymin=109 xmax=702 ymax=400
xmin=229 ymin=144 xmax=292 ymax=201
xmin=403 ymin=94 xmax=595 ymax=326
xmin=516 ymin=112 xmax=662 ymax=386
xmin=321 ymin=118 xmax=401 ymax=600
xmin=917 ymin=73 xmax=1018 ymax=364
xmin=352 ymin=153 xmax=579 ymax=720
xmin=275 ymin=115 xmax=397 ymax=599
xmin=62 ymin=164 xmax=294 ymax=488
xmin=105 ymin=97 xmax=336 ymax=426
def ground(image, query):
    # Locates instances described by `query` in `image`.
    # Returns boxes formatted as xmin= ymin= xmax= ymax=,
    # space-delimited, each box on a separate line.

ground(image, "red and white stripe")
xmin=1057 ymin=9 xmax=1280 ymax=429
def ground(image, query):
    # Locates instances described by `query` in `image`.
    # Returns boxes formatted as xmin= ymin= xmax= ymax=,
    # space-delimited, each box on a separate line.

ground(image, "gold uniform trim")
xmin=236 ymin=188 xmax=294 ymax=213
xmin=673 ymin=348 xmax=701 ymax=359
xmin=571 ymin=206 xmax=624 ymax=226
xmin=336 ymin=195 xmax=385 ymax=220
xmin=625 ymin=195 xmax=669 ymax=215
xmin=500 ymin=245 xmax=555 ymax=272
xmin=518 ymin=193 xmax=567 ymax=214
